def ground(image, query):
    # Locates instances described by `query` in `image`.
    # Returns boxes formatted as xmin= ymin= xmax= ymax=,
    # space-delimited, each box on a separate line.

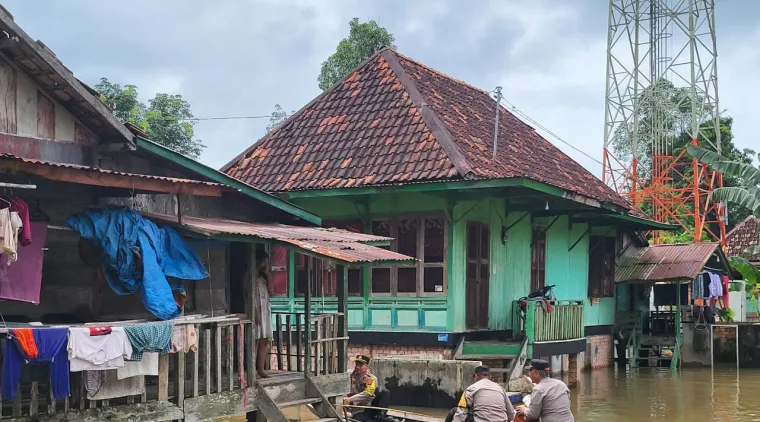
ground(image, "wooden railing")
xmin=515 ymin=300 xmax=585 ymax=344
xmin=271 ymin=312 xmax=348 ymax=376
xmin=0 ymin=315 xmax=254 ymax=419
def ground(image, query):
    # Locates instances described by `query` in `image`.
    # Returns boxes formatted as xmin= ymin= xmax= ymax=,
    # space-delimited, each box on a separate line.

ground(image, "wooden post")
xmin=526 ymin=300 xmax=536 ymax=359
xmin=30 ymin=381 xmax=39 ymax=415
xmin=337 ymin=265 xmax=348 ymax=373
xmin=215 ymin=326 xmax=222 ymax=393
xmin=227 ymin=325 xmax=234 ymax=391
xmin=275 ymin=314 xmax=283 ymax=370
xmin=296 ymin=314 xmax=303 ymax=372
xmin=305 ymin=256 xmax=313 ymax=375
xmin=193 ymin=329 xmax=200 ymax=397
xmin=286 ymin=314 xmax=293 ymax=371
xmin=246 ymin=243 xmax=258 ymax=385
xmin=176 ymin=349 xmax=186 ymax=408
xmin=48 ymin=377 xmax=56 ymax=414
xmin=315 ymin=318 xmax=322 ymax=376
xmin=158 ymin=354 xmax=170 ymax=401
xmin=204 ymin=327 xmax=212 ymax=395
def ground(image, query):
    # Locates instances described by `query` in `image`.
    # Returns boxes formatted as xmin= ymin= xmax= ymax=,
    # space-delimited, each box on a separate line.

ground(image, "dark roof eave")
xmin=135 ymin=137 xmax=321 ymax=226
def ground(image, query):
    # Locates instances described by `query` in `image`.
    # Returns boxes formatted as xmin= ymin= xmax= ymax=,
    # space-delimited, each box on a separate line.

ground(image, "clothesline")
xmin=0 ymin=313 xmax=250 ymax=334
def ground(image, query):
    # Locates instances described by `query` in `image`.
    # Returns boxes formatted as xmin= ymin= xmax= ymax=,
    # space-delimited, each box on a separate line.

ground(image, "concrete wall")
xmin=584 ymin=334 xmax=613 ymax=370
xmin=370 ymin=356 xmax=482 ymax=408
xmin=681 ymin=323 xmax=712 ymax=367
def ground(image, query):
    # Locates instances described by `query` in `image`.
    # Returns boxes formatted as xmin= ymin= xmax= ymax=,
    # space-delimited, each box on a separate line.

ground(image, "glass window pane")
xmin=371 ymin=268 xmax=391 ymax=293
xmin=424 ymin=266 xmax=445 ymax=293
xmin=398 ymin=219 xmax=419 ymax=258
xmin=398 ymin=267 xmax=417 ymax=293
xmin=424 ymin=218 xmax=445 ymax=263
xmin=348 ymin=268 xmax=363 ymax=296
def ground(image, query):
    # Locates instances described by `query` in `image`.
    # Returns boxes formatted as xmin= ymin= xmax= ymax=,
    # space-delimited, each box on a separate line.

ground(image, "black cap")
xmin=474 ymin=365 xmax=490 ymax=375
xmin=354 ymin=355 xmax=371 ymax=365
xmin=530 ymin=359 xmax=551 ymax=371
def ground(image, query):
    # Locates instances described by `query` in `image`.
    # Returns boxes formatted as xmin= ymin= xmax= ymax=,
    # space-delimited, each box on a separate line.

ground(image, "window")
xmin=531 ymin=226 xmax=547 ymax=293
xmin=295 ymin=254 xmax=337 ymax=297
xmin=588 ymin=236 xmax=615 ymax=297
xmin=270 ymin=246 xmax=289 ymax=297
xmin=370 ymin=216 xmax=447 ymax=296
xmin=322 ymin=219 xmax=365 ymax=296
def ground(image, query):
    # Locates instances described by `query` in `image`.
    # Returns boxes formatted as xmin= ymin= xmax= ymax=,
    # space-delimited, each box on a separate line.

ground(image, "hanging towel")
xmin=124 ymin=322 xmax=173 ymax=361
xmin=116 ymin=352 xmax=159 ymax=380
xmin=171 ymin=324 xmax=198 ymax=353
xmin=702 ymin=273 xmax=711 ymax=299
xmin=2 ymin=327 xmax=70 ymax=400
xmin=85 ymin=370 xmax=145 ymax=400
xmin=0 ymin=222 xmax=47 ymax=303
xmin=708 ymin=272 xmax=722 ymax=298
xmin=9 ymin=197 xmax=31 ymax=246
xmin=721 ymin=274 xmax=730 ymax=308
xmin=692 ymin=275 xmax=704 ymax=299
xmin=68 ymin=327 xmax=132 ymax=372
xmin=66 ymin=207 xmax=208 ymax=320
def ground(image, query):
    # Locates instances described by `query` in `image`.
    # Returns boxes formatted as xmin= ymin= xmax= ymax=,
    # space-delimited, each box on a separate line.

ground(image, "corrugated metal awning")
xmin=0 ymin=153 xmax=234 ymax=197
xmin=615 ymin=243 xmax=728 ymax=284
xmin=143 ymin=212 xmax=414 ymax=264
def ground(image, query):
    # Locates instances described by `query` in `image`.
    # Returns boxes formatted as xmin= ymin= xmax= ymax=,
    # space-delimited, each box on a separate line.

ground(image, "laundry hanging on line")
xmin=2 ymin=327 xmax=70 ymax=400
xmin=66 ymin=207 xmax=209 ymax=320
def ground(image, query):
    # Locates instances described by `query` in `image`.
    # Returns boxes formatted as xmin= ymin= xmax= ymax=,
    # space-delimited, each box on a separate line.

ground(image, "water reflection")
xmin=404 ymin=366 xmax=760 ymax=421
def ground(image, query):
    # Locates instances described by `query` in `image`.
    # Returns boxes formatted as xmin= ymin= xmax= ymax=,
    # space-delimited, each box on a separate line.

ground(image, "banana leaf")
xmin=709 ymin=187 xmax=760 ymax=214
xmin=729 ymin=256 xmax=760 ymax=286
xmin=687 ymin=145 xmax=760 ymax=187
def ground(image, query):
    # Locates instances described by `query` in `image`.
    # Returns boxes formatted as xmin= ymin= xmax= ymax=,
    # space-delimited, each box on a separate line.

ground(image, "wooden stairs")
xmin=256 ymin=374 xmax=342 ymax=422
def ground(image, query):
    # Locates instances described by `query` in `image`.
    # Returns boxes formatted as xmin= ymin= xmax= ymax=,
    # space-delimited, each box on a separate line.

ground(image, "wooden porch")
xmin=0 ymin=311 xmax=350 ymax=422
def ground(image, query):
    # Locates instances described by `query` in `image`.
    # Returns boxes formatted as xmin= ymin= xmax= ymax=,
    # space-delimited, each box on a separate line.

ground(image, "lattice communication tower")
xmin=602 ymin=0 xmax=726 ymax=245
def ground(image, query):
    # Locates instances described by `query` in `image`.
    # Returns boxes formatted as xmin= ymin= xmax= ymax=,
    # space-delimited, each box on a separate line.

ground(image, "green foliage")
xmin=317 ymin=18 xmax=396 ymax=91
xmin=94 ymin=78 xmax=205 ymax=159
xmin=717 ymin=307 xmax=735 ymax=322
xmin=266 ymin=104 xmax=294 ymax=133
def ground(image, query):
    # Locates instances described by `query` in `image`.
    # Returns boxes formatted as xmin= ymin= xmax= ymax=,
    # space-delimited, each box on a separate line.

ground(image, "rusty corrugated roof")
xmin=0 ymin=153 xmax=229 ymax=188
xmin=223 ymin=48 xmax=630 ymax=209
xmin=615 ymin=243 xmax=724 ymax=284
xmin=142 ymin=212 xmax=411 ymax=264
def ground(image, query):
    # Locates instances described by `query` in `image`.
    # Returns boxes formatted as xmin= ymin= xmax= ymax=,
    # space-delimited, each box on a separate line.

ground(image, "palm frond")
xmin=687 ymin=145 xmax=760 ymax=186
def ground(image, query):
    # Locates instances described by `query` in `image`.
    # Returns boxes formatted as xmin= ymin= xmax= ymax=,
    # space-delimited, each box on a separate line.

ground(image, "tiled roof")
xmin=223 ymin=48 xmax=629 ymax=209
xmin=726 ymin=216 xmax=759 ymax=261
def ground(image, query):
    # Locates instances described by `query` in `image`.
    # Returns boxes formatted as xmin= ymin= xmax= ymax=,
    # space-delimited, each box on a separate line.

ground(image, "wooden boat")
xmin=386 ymin=409 xmax=444 ymax=422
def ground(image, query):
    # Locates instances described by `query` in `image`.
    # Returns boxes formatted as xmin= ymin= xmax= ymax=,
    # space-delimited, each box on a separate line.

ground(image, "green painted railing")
xmin=517 ymin=300 xmax=585 ymax=343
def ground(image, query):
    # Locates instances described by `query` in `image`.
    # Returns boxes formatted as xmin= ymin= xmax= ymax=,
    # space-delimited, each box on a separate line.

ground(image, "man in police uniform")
xmin=344 ymin=354 xmax=378 ymax=421
xmin=515 ymin=359 xmax=574 ymax=422
xmin=451 ymin=365 xmax=516 ymax=422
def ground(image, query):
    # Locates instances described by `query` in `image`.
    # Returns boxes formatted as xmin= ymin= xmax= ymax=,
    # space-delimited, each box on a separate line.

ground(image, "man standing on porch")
xmin=515 ymin=359 xmax=574 ymax=422
xmin=254 ymin=250 xmax=272 ymax=378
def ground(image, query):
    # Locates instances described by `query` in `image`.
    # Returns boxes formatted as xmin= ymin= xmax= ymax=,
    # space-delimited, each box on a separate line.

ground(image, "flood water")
xmin=403 ymin=366 xmax=760 ymax=421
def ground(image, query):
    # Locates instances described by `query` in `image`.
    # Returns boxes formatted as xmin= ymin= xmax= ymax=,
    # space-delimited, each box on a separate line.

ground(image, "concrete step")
xmin=279 ymin=397 xmax=322 ymax=409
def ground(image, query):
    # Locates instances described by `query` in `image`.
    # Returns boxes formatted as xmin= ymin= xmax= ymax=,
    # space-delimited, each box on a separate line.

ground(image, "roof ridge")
xmin=219 ymin=47 xmax=392 ymax=173
xmin=391 ymin=49 xmax=494 ymax=97
xmin=380 ymin=49 xmax=475 ymax=178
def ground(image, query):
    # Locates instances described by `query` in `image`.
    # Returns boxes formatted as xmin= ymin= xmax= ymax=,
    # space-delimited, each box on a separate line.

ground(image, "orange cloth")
xmin=11 ymin=328 xmax=38 ymax=359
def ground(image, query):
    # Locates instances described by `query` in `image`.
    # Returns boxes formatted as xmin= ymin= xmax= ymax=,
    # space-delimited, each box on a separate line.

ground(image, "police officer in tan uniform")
xmin=344 ymin=355 xmax=378 ymax=421
xmin=515 ymin=359 xmax=574 ymax=422
xmin=451 ymin=365 xmax=516 ymax=422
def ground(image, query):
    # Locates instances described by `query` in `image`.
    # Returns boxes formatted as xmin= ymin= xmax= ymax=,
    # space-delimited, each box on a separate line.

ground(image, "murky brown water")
xmin=404 ymin=366 xmax=760 ymax=421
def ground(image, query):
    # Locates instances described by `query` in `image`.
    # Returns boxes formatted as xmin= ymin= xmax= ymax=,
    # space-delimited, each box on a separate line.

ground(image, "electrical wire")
xmin=498 ymin=97 xmax=604 ymax=166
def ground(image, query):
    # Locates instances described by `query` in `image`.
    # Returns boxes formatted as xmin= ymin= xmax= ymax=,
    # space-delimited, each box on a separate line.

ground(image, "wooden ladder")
xmin=255 ymin=375 xmax=342 ymax=422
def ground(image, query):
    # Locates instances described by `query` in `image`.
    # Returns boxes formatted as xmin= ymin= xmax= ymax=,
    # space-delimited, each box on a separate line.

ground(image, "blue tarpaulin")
xmin=66 ymin=207 xmax=209 ymax=320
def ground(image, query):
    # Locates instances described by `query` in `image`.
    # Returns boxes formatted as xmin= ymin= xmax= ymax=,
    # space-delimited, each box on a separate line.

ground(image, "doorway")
xmin=466 ymin=221 xmax=490 ymax=330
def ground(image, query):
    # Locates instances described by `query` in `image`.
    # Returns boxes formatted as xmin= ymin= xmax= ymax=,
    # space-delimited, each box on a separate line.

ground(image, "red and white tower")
xmin=602 ymin=0 xmax=726 ymax=245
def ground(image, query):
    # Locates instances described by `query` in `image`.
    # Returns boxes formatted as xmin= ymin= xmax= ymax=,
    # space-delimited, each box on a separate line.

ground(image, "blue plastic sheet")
xmin=66 ymin=207 xmax=209 ymax=320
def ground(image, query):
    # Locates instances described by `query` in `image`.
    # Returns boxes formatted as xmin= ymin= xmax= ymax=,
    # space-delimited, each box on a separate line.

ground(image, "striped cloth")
xmin=124 ymin=322 xmax=173 ymax=361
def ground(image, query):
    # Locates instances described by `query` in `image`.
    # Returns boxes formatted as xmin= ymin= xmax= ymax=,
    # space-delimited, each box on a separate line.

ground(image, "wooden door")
xmin=466 ymin=222 xmax=490 ymax=330
xmin=531 ymin=226 xmax=547 ymax=293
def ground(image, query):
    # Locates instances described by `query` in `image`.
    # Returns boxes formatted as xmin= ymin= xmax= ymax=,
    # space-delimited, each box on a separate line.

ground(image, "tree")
xmin=689 ymin=144 xmax=760 ymax=302
xmin=317 ymin=18 xmax=396 ymax=91
xmin=266 ymin=104 xmax=293 ymax=133
xmin=94 ymin=78 xmax=205 ymax=159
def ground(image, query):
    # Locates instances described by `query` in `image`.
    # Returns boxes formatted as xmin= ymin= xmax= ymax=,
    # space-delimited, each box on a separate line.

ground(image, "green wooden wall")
xmin=287 ymin=191 xmax=618 ymax=333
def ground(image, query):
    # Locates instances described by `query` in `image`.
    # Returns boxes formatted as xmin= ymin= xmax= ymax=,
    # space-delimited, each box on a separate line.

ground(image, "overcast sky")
xmin=6 ymin=0 xmax=757 ymax=175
